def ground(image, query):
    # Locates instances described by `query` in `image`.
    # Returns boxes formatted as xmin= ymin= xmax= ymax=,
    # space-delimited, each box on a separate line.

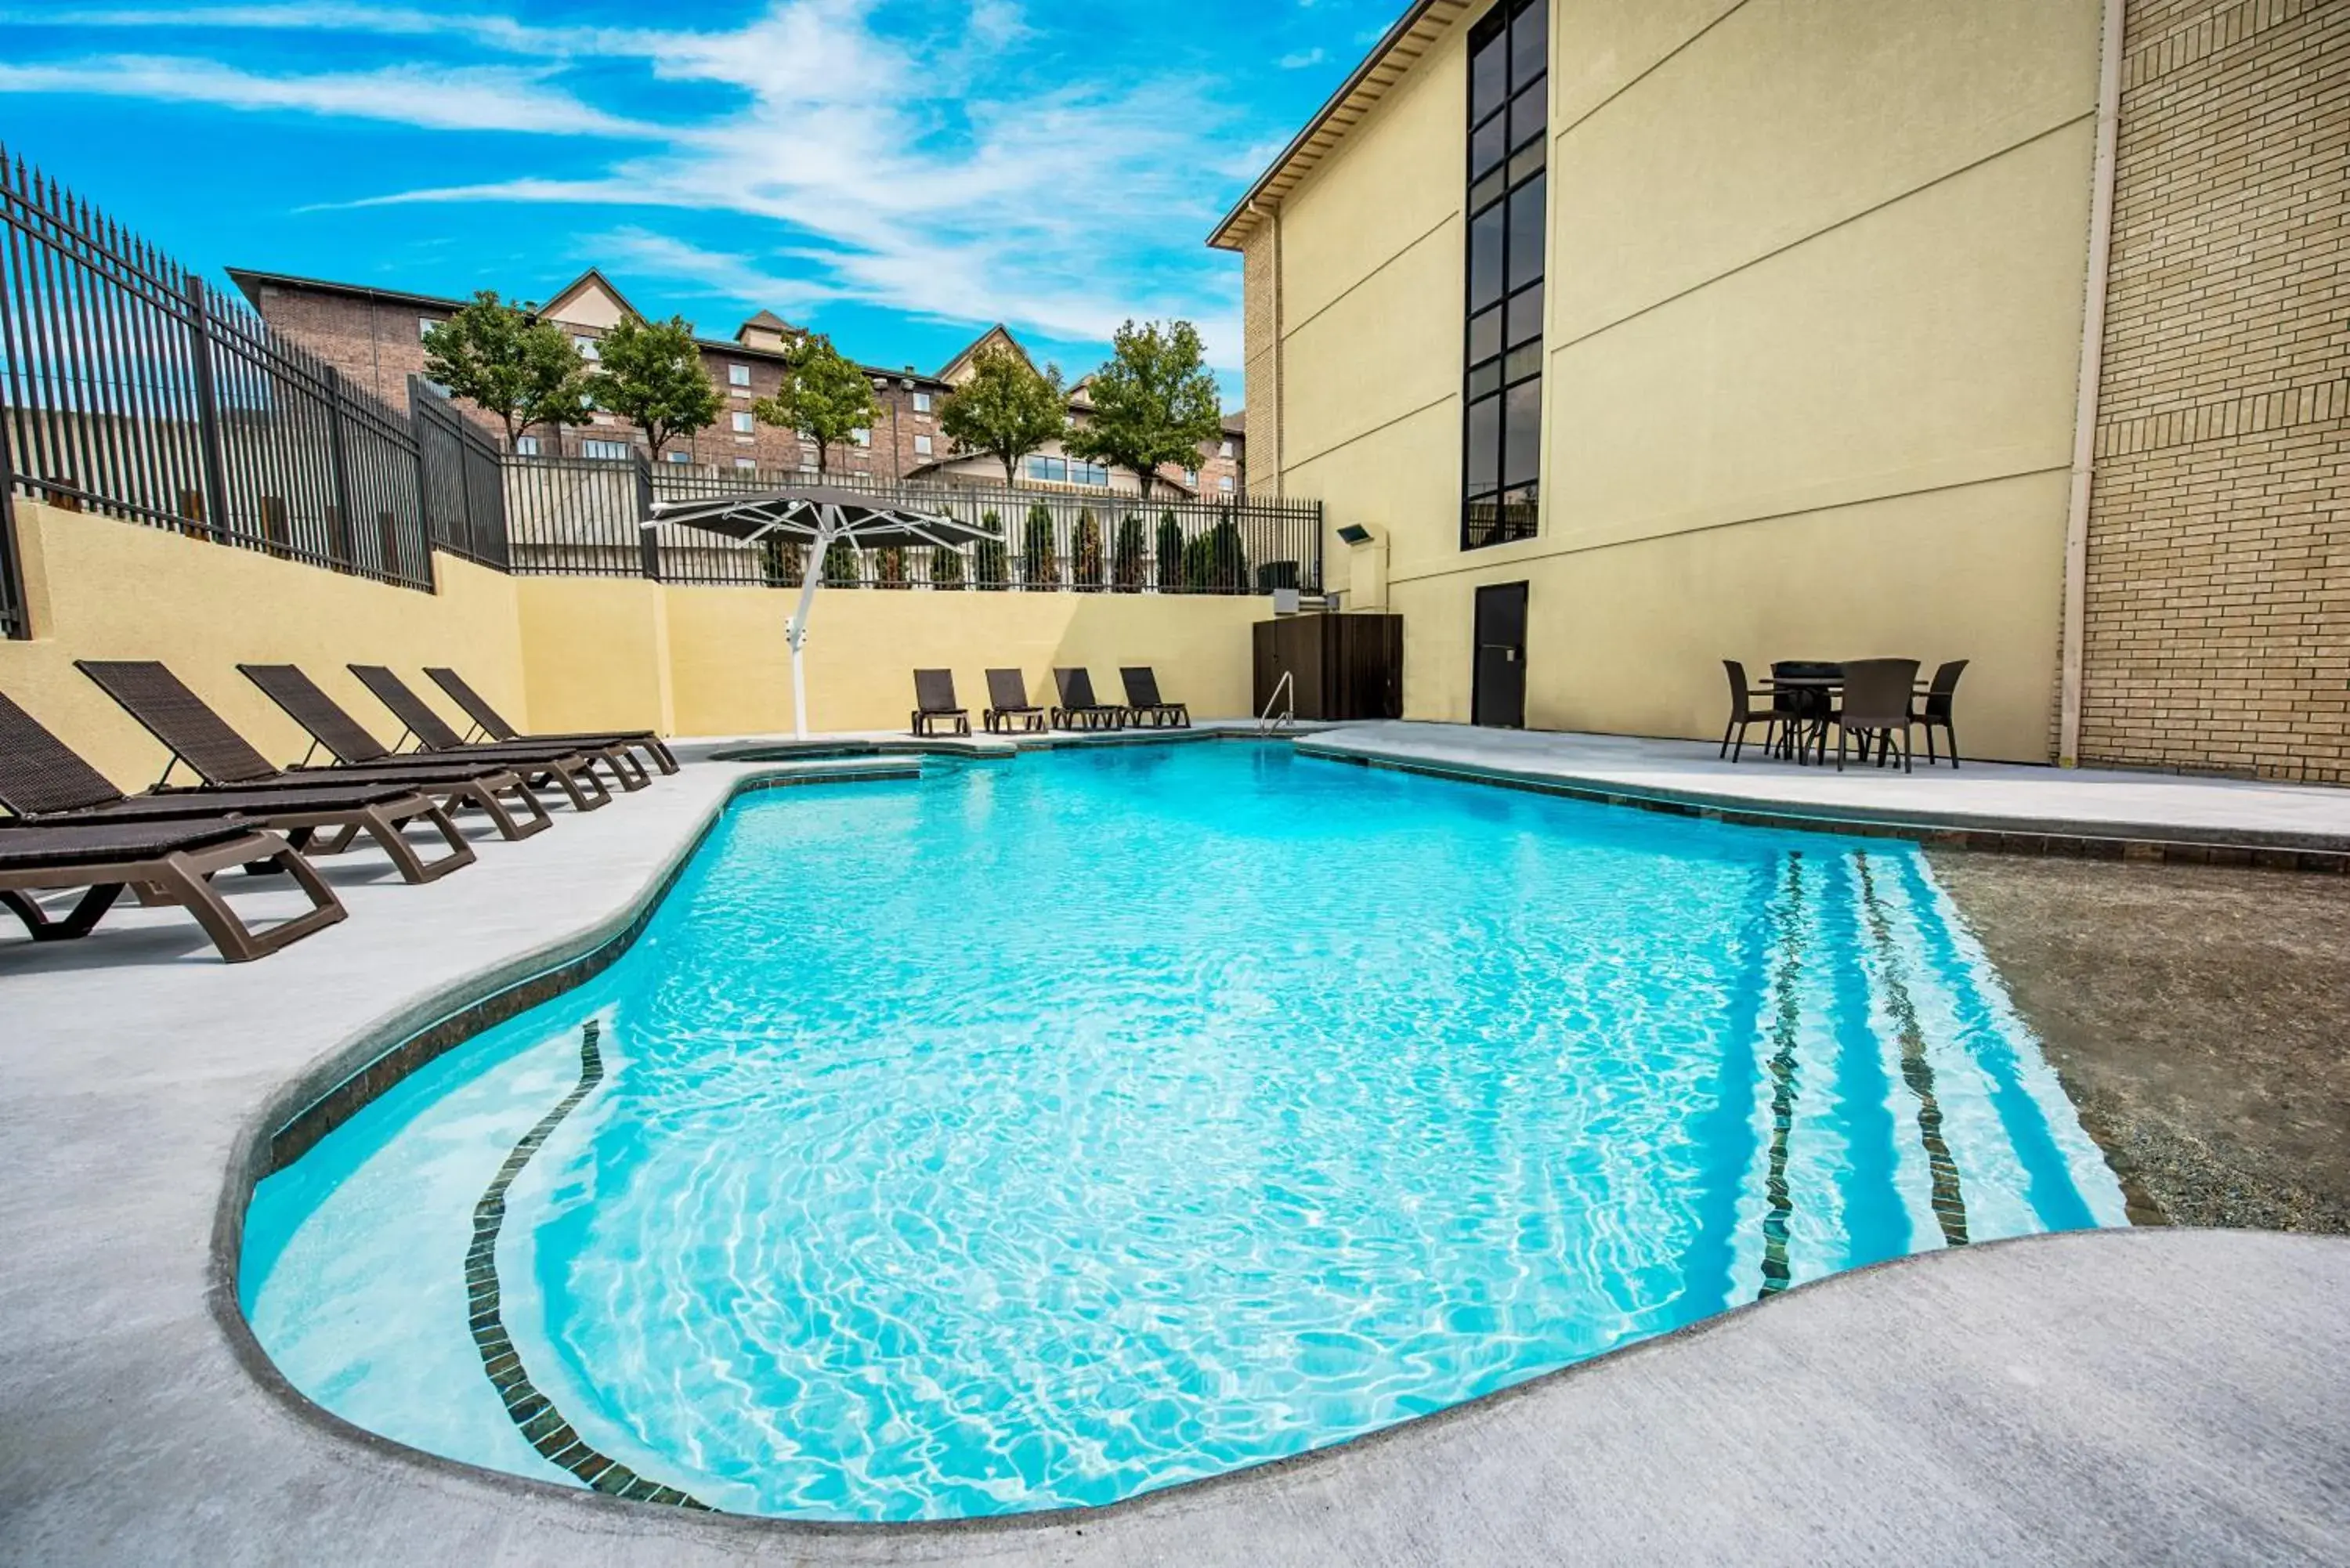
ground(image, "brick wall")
xmin=2079 ymin=0 xmax=2349 ymax=780
xmin=1241 ymin=222 xmax=1280 ymax=496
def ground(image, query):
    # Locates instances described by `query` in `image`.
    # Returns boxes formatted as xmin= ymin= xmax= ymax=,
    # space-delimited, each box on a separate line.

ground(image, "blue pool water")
xmin=243 ymin=742 xmax=2127 ymax=1520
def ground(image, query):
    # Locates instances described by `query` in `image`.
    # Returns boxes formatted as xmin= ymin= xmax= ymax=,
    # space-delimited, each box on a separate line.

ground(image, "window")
xmin=728 ymin=363 xmax=751 ymax=387
xmin=581 ymin=439 xmax=630 ymax=460
xmin=731 ymin=410 xmax=756 ymax=435
xmin=1218 ymin=439 xmax=1235 ymax=458
xmin=914 ymin=434 xmax=933 ymax=457
xmin=665 ymin=450 xmax=692 ymax=464
xmin=735 ymin=457 xmax=759 ymax=471
xmin=1462 ymin=0 xmax=1546 ymax=551
xmin=513 ymin=435 xmax=540 ymax=456
xmin=1219 ymin=475 xmax=1236 ymax=493
xmin=913 ymin=392 xmax=932 ymax=414
xmin=418 ymin=316 xmax=439 ymax=341
xmin=1184 ymin=468 xmax=1198 ymax=486
xmin=1026 ymin=455 xmax=1068 ymax=483
xmin=574 ymin=334 xmax=600 ymax=361
xmin=851 ymin=427 xmax=871 ymax=447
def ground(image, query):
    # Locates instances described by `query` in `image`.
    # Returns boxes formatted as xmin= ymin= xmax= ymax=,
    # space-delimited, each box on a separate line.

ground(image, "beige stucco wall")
xmin=0 ymin=500 xmax=529 ymax=794
xmin=0 ymin=502 xmax=1271 ymax=795
xmin=1262 ymin=0 xmax=2106 ymax=761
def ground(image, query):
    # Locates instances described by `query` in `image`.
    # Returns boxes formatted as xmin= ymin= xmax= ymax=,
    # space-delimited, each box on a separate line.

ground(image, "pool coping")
xmin=1297 ymin=732 xmax=2350 ymax=871
xmin=185 ymin=731 xmax=2350 ymax=1555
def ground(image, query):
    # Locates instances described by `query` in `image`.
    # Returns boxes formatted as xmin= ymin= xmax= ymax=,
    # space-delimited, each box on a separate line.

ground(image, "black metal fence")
xmin=412 ymin=375 xmax=509 ymax=571
xmin=506 ymin=457 xmax=1323 ymax=594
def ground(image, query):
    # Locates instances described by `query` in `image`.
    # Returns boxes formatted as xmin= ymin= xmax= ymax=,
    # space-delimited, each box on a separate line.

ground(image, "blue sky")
xmin=0 ymin=1 xmax=1397 ymax=397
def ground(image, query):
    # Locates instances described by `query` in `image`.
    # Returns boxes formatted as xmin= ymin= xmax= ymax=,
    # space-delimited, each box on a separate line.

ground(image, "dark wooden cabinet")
xmin=1253 ymin=612 xmax=1403 ymax=721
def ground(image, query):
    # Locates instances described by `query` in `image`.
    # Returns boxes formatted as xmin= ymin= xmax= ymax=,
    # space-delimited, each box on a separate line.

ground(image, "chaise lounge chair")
xmin=983 ymin=669 xmax=1047 ymax=735
xmin=76 ymin=659 xmax=554 ymax=844
xmin=347 ymin=665 xmax=640 ymax=799
xmin=235 ymin=664 xmax=567 ymax=833
xmin=1051 ymin=669 xmax=1125 ymax=732
xmin=0 ymin=817 xmax=345 ymax=963
xmin=425 ymin=666 xmax=678 ymax=776
xmin=909 ymin=670 xmax=971 ymax=736
xmin=1118 ymin=667 xmax=1190 ymax=729
xmin=0 ymin=688 xmax=474 ymax=886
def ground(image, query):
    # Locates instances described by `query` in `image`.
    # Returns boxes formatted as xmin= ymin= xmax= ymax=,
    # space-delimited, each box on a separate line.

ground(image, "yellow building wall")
xmin=1265 ymin=0 xmax=2105 ymax=762
xmin=0 ymin=500 xmax=527 ymax=796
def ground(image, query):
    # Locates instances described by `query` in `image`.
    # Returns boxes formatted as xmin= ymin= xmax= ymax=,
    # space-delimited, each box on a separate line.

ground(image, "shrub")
xmin=1112 ymin=514 xmax=1148 ymax=592
xmin=974 ymin=511 xmax=1007 ymax=591
xmin=1072 ymin=508 xmax=1103 ymax=591
xmin=759 ymin=537 xmax=804 ymax=587
xmin=1182 ymin=510 xmax=1247 ymax=592
xmin=1021 ymin=503 xmax=1060 ymax=589
xmin=823 ymin=538 xmax=861 ymax=587
xmin=875 ymin=544 xmax=907 ymax=589
xmin=1155 ymin=511 xmax=1183 ymax=592
xmin=931 ymin=544 xmax=965 ymax=590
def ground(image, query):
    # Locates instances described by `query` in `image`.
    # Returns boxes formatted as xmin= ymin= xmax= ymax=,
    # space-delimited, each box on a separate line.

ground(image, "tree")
xmin=823 ymin=538 xmax=862 ymax=586
xmin=876 ymin=544 xmax=909 ymax=589
xmin=1072 ymin=508 xmax=1104 ymax=591
xmin=753 ymin=331 xmax=881 ymax=476
xmin=1065 ymin=320 xmax=1225 ymax=500
xmin=936 ymin=345 xmax=1068 ymax=487
xmin=1021 ymin=504 xmax=1059 ymax=588
xmin=1155 ymin=511 xmax=1184 ymax=592
xmin=421 ymin=291 xmax=594 ymax=447
xmin=1183 ymin=508 xmax=1249 ymax=591
xmin=1112 ymin=514 xmax=1148 ymax=592
xmin=591 ymin=314 xmax=721 ymax=458
xmin=973 ymin=511 xmax=1008 ymax=591
xmin=930 ymin=544 xmax=965 ymax=590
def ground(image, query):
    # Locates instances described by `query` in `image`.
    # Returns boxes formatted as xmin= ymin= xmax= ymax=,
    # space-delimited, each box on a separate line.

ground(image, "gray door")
xmin=1472 ymin=582 xmax=1528 ymax=728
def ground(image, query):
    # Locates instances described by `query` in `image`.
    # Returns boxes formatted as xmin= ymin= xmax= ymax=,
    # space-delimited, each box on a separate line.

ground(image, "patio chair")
xmin=1119 ymin=667 xmax=1190 ymax=729
xmin=0 ymin=818 xmax=345 ymax=963
xmin=233 ymin=664 xmax=562 ymax=833
xmin=347 ymin=665 xmax=641 ymax=798
xmin=1916 ymin=659 xmax=1969 ymax=768
xmin=425 ymin=666 xmax=678 ymax=776
xmin=909 ymin=670 xmax=971 ymax=736
xmin=0 ymin=688 xmax=474 ymax=885
xmin=984 ymin=669 xmax=1047 ymax=734
xmin=1831 ymin=659 xmax=1923 ymax=773
xmin=1051 ymin=669 xmax=1124 ymax=732
xmin=74 ymin=659 xmax=553 ymax=844
xmin=1718 ymin=660 xmax=1779 ymax=763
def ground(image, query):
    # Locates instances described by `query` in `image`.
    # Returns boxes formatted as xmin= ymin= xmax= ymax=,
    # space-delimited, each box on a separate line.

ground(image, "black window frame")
xmin=1460 ymin=0 xmax=1547 ymax=551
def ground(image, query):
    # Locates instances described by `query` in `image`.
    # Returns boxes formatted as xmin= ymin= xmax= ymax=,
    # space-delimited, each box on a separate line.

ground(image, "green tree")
xmin=753 ymin=331 xmax=882 ymax=476
xmin=1183 ymin=508 xmax=1249 ymax=592
xmin=590 ymin=313 xmax=722 ymax=458
xmin=1155 ymin=511 xmax=1184 ymax=592
xmin=936 ymin=345 xmax=1068 ymax=487
xmin=823 ymin=539 xmax=862 ymax=586
xmin=876 ymin=544 xmax=908 ymax=589
xmin=1112 ymin=514 xmax=1148 ymax=592
xmin=1021 ymin=504 xmax=1060 ymax=589
xmin=1065 ymin=320 xmax=1225 ymax=499
xmin=421 ymin=290 xmax=595 ymax=448
xmin=973 ymin=511 xmax=1008 ymax=591
xmin=1072 ymin=508 xmax=1103 ymax=591
xmin=930 ymin=544 xmax=966 ymax=590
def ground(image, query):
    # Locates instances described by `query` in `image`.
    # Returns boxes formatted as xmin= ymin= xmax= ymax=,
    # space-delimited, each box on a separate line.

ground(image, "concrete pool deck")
xmin=3 ymin=732 xmax=2348 ymax=1564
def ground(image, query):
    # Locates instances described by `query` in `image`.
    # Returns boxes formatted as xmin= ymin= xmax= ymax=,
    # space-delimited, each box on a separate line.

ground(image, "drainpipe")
xmin=2059 ymin=0 xmax=2126 ymax=767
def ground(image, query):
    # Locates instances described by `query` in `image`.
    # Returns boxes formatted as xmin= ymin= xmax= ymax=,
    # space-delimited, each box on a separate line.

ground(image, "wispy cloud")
xmin=1278 ymin=49 xmax=1325 ymax=69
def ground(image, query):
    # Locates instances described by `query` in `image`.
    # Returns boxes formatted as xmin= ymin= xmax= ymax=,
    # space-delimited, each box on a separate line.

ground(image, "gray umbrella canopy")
xmin=642 ymin=487 xmax=1001 ymax=741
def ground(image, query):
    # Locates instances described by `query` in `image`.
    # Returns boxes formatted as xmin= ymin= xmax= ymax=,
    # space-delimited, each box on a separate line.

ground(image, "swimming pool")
xmin=240 ymin=742 xmax=2127 ymax=1520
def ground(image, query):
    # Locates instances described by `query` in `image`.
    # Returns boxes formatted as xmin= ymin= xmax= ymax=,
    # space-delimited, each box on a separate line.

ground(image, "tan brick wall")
xmin=2079 ymin=0 xmax=2349 ymax=781
xmin=1241 ymin=222 xmax=1280 ymax=495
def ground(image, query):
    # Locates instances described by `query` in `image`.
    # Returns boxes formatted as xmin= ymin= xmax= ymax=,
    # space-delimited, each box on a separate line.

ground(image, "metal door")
xmin=1472 ymin=582 xmax=1528 ymax=728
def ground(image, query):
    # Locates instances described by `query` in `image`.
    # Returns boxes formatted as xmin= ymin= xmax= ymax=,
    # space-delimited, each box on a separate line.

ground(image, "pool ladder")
xmin=1259 ymin=670 xmax=1296 ymax=735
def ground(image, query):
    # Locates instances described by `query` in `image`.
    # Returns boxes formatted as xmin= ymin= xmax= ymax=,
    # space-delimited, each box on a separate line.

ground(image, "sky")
xmin=0 ymin=1 xmax=1401 ymax=400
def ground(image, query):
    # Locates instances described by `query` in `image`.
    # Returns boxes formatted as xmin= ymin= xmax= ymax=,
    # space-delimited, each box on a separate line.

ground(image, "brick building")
xmin=230 ymin=270 xmax=1245 ymax=501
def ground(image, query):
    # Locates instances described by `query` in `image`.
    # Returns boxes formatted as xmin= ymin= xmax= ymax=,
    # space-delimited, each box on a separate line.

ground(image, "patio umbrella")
xmin=645 ymin=487 xmax=998 ymax=740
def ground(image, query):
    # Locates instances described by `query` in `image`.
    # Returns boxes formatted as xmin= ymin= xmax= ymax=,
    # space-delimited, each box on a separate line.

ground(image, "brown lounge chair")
xmin=347 ymin=665 xmax=639 ymax=799
xmin=425 ymin=666 xmax=678 ymax=776
xmin=1051 ymin=669 xmax=1124 ymax=732
xmin=237 ymin=663 xmax=569 ymax=831
xmin=910 ymin=670 xmax=971 ymax=736
xmin=0 ymin=817 xmax=345 ymax=963
xmin=983 ymin=669 xmax=1047 ymax=734
xmin=1119 ymin=667 xmax=1189 ymax=729
xmin=76 ymin=659 xmax=554 ymax=844
xmin=0 ymin=688 xmax=473 ymax=885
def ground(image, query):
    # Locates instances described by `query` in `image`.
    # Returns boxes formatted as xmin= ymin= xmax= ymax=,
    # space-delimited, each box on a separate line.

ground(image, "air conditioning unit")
xmin=1272 ymin=587 xmax=1302 ymax=616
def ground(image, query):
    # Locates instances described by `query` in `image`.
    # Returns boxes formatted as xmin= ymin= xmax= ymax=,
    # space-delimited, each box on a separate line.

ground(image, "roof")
xmin=537 ymin=266 xmax=639 ymax=326
xmin=935 ymin=323 xmax=1039 ymax=383
xmin=1205 ymin=0 xmax=1471 ymax=251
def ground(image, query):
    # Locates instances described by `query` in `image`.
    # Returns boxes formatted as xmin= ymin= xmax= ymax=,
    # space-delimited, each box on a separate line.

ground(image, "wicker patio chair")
xmin=1831 ymin=659 xmax=1924 ymax=773
xmin=425 ymin=666 xmax=677 ymax=775
xmin=983 ymin=669 xmax=1047 ymax=734
xmin=1119 ymin=667 xmax=1190 ymax=729
xmin=1050 ymin=669 xmax=1125 ymax=732
xmin=910 ymin=670 xmax=971 ymax=736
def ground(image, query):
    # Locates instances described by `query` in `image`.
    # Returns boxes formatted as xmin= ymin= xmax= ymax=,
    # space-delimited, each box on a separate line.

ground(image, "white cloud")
xmin=0 ymin=55 xmax=659 ymax=135
xmin=1278 ymin=49 xmax=1325 ymax=69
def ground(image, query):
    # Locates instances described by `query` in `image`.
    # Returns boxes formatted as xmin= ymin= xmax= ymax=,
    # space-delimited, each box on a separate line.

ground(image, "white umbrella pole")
xmin=784 ymin=514 xmax=834 ymax=741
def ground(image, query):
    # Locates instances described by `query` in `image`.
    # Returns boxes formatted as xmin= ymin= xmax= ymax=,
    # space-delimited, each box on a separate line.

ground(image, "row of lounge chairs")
xmin=1 ymin=661 xmax=678 ymax=965
xmin=911 ymin=667 xmax=1190 ymax=737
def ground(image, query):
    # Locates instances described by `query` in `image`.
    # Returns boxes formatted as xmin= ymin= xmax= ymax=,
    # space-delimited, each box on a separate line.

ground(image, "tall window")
xmin=1462 ymin=0 xmax=1546 ymax=550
